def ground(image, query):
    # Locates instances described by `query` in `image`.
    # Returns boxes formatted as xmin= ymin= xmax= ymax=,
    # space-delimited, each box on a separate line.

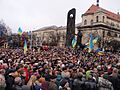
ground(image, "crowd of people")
xmin=0 ymin=46 xmax=120 ymax=90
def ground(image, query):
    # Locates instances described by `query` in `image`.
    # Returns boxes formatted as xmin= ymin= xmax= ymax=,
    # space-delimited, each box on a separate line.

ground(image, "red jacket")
xmin=24 ymin=67 xmax=29 ymax=83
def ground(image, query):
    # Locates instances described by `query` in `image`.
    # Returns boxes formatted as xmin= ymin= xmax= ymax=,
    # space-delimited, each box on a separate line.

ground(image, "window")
xmin=84 ymin=20 xmax=87 ymax=25
xmin=91 ymin=20 xmax=93 ymax=25
xmin=116 ymin=24 xmax=119 ymax=28
xmin=114 ymin=33 xmax=117 ymax=37
xmin=107 ymin=32 xmax=111 ymax=36
xmin=111 ymin=22 xmax=115 ymax=26
xmin=106 ymin=21 xmax=110 ymax=25
xmin=102 ymin=16 xmax=105 ymax=22
xmin=96 ymin=16 xmax=99 ymax=22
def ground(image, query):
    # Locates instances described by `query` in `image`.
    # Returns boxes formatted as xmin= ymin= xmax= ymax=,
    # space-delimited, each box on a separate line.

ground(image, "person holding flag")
xmin=17 ymin=27 xmax=23 ymax=48
xmin=72 ymin=36 xmax=77 ymax=48
xmin=88 ymin=34 xmax=94 ymax=52
xmin=24 ymin=40 xmax=27 ymax=54
xmin=93 ymin=37 xmax=99 ymax=44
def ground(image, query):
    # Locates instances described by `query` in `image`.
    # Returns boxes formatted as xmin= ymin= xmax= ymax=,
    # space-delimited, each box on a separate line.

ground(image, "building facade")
xmin=32 ymin=26 xmax=66 ymax=47
xmin=77 ymin=4 xmax=120 ymax=50
xmin=32 ymin=4 xmax=120 ymax=50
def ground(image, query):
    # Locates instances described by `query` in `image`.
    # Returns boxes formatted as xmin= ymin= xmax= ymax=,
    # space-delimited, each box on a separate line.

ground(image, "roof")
xmin=33 ymin=25 xmax=66 ymax=32
xmin=84 ymin=4 xmax=120 ymax=22
xmin=85 ymin=4 xmax=99 ymax=14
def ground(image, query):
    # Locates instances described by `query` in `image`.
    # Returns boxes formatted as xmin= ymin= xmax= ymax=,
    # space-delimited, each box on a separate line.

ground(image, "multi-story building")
xmin=77 ymin=4 xmax=120 ymax=50
xmin=32 ymin=24 xmax=80 ymax=47
xmin=32 ymin=25 xmax=66 ymax=47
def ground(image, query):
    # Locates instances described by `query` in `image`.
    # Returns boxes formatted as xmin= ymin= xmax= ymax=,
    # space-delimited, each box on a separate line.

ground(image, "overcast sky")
xmin=0 ymin=0 xmax=120 ymax=33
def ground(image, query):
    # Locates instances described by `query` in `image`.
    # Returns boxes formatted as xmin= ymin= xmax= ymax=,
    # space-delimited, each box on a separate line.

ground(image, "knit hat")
xmin=86 ymin=70 xmax=91 ymax=79
xmin=103 ymin=74 xmax=108 ymax=79
xmin=56 ymin=75 xmax=62 ymax=81
xmin=50 ymin=75 xmax=56 ymax=79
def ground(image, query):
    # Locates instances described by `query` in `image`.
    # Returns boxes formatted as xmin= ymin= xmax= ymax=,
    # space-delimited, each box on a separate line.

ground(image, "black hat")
xmin=60 ymin=79 xmax=68 ymax=87
xmin=8 ymin=69 xmax=16 ymax=74
xmin=50 ymin=75 xmax=57 ymax=79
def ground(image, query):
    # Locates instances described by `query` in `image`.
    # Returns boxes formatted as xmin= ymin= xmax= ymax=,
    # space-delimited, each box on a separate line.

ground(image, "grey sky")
xmin=0 ymin=0 xmax=120 ymax=33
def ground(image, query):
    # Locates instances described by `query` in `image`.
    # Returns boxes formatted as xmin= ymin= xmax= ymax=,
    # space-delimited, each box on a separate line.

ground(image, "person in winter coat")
xmin=107 ymin=68 xmax=120 ymax=90
xmin=59 ymin=79 xmax=71 ymax=90
xmin=13 ymin=77 xmax=22 ymax=90
xmin=0 ymin=74 xmax=6 ymax=90
xmin=5 ymin=69 xmax=16 ymax=90
xmin=48 ymin=75 xmax=57 ymax=90
xmin=21 ymin=85 xmax=30 ymax=90
xmin=73 ymin=72 xmax=84 ymax=90
xmin=98 ymin=74 xmax=114 ymax=90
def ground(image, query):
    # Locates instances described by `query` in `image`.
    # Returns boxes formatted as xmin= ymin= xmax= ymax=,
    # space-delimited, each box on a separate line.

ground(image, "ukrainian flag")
xmin=18 ymin=27 xmax=22 ymax=35
xmin=93 ymin=37 xmax=98 ymax=44
xmin=88 ymin=34 xmax=94 ymax=52
xmin=98 ymin=51 xmax=104 ymax=55
xmin=24 ymin=40 xmax=27 ymax=54
xmin=72 ymin=37 xmax=77 ymax=48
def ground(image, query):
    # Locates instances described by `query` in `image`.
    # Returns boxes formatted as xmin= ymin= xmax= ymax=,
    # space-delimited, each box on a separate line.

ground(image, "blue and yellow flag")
xmin=18 ymin=27 xmax=22 ymax=35
xmin=72 ymin=37 xmax=77 ymax=48
xmin=24 ymin=40 xmax=27 ymax=54
xmin=93 ymin=37 xmax=98 ymax=44
xmin=88 ymin=34 xmax=94 ymax=52
xmin=98 ymin=51 xmax=104 ymax=55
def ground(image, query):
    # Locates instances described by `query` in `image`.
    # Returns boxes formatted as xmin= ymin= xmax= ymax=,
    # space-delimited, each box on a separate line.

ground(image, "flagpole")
xmin=18 ymin=34 xmax=20 ymax=48
xmin=30 ymin=31 xmax=32 ymax=49
xmin=18 ymin=27 xmax=22 ymax=48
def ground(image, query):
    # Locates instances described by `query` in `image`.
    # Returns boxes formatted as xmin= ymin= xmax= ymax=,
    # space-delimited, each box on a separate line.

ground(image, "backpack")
xmin=35 ymin=84 xmax=41 ymax=90
xmin=30 ymin=83 xmax=41 ymax=90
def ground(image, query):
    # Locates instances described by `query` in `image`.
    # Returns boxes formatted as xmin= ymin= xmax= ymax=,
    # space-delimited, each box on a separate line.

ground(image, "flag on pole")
xmin=88 ymin=34 xmax=94 ymax=52
xmin=72 ymin=37 xmax=77 ymax=48
xmin=93 ymin=37 xmax=98 ymax=44
xmin=24 ymin=40 xmax=27 ymax=54
xmin=18 ymin=27 xmax=22 ymax=35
